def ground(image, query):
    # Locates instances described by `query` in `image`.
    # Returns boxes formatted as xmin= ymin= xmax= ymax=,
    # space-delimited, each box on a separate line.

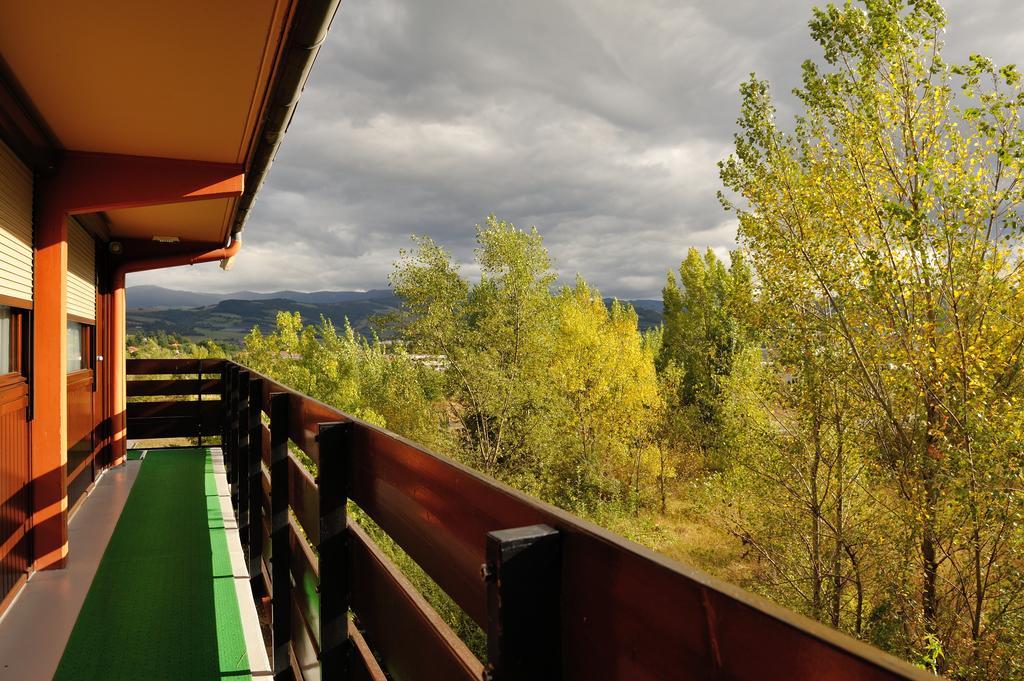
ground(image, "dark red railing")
xmin=126 ymin=358 xmax=933 ymax=681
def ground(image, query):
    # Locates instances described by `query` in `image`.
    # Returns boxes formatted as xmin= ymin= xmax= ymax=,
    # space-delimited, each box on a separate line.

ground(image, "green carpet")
xmin=54 ymin=448 xmax=252 ymax=680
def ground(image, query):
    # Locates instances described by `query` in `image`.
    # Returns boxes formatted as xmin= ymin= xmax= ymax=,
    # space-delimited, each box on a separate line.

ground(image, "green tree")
xmin=540 ymin=278 xmax=663 ymax=511
xmin=658 ymin=248 xmax=752 ymax=467
xmin=720 ymin=322 xmax=885 ymax=641
xmin=239 ymin=311 xmax=447 ymax=450
xmin=390 ymin=216 xmax=667 ymax=515
xmin=390 ymin=215 xmax=555 ymax=489
xmin=720 ymin=0 xmax=1024 ymax=674
xmin=127 ymin=333 xmax=227 ymax=359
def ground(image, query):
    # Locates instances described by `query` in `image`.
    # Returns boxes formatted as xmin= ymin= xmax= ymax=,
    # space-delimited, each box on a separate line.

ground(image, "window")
xmin=0 ymin=306 xmax=10 ymax=374
xmin=0 ymin=305 xmax=26 ymax=377
xmin=67 ymin=321 xmax=92 ymax=373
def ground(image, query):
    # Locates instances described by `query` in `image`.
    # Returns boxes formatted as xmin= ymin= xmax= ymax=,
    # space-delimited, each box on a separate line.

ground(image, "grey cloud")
xmin=136 ymin=0 xmax=1024 ymax=298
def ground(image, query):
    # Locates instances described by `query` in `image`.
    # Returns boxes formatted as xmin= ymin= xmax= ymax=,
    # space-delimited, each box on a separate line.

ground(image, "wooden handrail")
xmin=125 ymin=357 xmax=935 ymax=681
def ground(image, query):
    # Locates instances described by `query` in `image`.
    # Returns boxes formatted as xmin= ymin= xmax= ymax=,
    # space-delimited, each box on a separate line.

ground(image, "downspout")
xmin=108 ymin=237 xmax=241 ymax=464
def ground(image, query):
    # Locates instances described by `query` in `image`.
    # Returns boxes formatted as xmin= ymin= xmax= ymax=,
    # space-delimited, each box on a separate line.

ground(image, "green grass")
xmin=54 ymin=448 xmax=251 ymax=680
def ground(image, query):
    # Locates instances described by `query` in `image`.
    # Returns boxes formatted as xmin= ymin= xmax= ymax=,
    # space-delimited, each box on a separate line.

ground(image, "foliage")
xmin=720 ymin=0 xmax=1024 ymax=674
xmin=658 ymin=248 xmax=753 ymax=468
xmin=540 ymin=278 xmax=662 ymax=510
xmin=238 ymin=311 xmax=449 ymax=452
xmin=237 ymin=218 xmax=673 ymax=653
xmin=390 ymin=216 xmax=555 ymax=487
xmin=126 ymin=332 xmax=228 ymax=359
xmin=389 ymin=216 xmax=668 ymax=514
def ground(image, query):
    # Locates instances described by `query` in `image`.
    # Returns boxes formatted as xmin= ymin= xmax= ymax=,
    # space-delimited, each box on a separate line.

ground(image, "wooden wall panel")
xmin=66 ymin=218 xmax=95 ymax=321
xmin=67 ymin=370 xmax=94 ymax=448
xmin=0 ymin=138 xmax=33 ymax=304
xmin=0 ymin=378 xmax=30 ymax=608
xmin=67 ymin=370 xmax=95 ymax=512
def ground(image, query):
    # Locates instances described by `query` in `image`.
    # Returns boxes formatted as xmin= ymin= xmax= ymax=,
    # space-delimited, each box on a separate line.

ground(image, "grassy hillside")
xmin=126 ymin=287 xmax=663 ymax=343
xmin=127 ymin=295 xmax=403 ymax=342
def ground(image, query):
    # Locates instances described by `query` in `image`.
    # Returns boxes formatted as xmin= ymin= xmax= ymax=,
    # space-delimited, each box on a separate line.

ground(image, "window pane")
xmin=0 ymin=307 xmax=10 ymax=374
xmin=67 ymin=322 xmax=83 ymax=373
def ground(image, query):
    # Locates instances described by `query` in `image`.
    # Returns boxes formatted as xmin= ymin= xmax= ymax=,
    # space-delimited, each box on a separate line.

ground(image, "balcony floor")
xmin=0 ymin=448 xmax=268 ymax=680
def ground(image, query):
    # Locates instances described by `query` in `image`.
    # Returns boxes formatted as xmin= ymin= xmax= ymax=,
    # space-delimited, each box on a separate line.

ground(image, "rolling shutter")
xmin=0 ymin=139 xmax=33 ymax=304
xmin=67 ymin=218 xmax=96 ymax=321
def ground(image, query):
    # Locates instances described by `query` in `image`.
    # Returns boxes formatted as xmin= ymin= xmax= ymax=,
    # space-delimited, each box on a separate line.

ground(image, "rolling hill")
xmin=126 ymin=286 xmax=664 ymax=343
xmin=127 ymin=284 xmax=397 ymax=309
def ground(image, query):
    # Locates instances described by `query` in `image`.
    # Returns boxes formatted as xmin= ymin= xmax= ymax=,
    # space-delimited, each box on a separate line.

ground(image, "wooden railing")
xmin=126 ymin=358 xmax=933 ymax=681
xmin=125 ymin=359 xmax=223 ymax=442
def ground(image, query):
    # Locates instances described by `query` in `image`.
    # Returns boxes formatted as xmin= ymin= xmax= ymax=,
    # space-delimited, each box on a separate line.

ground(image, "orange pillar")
xmin=109 ymin=238 xmax=242 ymax=465
xmin=29 ymin=152 xmax=244 ymax=570
xmin=110 ymin=271 xmax=127 ymax=466
xmin=31 ymin=191 xmax=69 ymax=570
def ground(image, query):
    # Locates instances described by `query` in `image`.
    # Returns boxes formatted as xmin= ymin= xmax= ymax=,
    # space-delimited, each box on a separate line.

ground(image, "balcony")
xmin=0 ymin=357 xmax=930 ymax=680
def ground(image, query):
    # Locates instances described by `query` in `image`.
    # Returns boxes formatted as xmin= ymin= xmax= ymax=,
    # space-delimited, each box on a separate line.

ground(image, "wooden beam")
xmin=49 ymin=152 xmax=244 ymax=216
xmin=31 ymin=152 xmax=245 ymax=569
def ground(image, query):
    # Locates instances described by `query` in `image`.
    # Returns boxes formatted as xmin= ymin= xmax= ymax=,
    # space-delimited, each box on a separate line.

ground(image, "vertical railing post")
xmin=224 ymin=365 xmax=238 ymax=486
xmin=317 ymin=421 xmax=352 ymax=678
xmin=197 ymin=359 xmax=204 ymax=448
xmin=483 ymin=524 xmax=562 ymax=681
xmin=229 ymin=366 xmax=242 ymax=502
xmin=236 ymin=370 xmax=251 ymax=515
xmin=247 ymin=377 xmax=264 ymax=584
xmin=220 ymin=364 xmax=229 ymax=455
xmin=269 ymin=392 xmax=292 ymax=680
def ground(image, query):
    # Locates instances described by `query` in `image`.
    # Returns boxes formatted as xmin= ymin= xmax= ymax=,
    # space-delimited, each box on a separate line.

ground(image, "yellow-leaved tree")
xmin=720 ymin=0 xmax=1024 ymax=675
xmin=389 ymin=216 xmax=666 ymax=515
xmin=239 ymin=311 xmax=449 ymax=452
xmin=541 ymin=278 xmax=663 ymax=511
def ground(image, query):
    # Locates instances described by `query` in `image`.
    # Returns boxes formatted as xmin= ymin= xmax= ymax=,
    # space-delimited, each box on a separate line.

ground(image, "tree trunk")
xmin=831 ymin=410 xmax=845 ymax=628
xmin=921 ymin=431 xmax=940 ymax=640
xmin=844 ymin=542 xmax=864 ymax=636
xmin=659 ymin=445 xmax=667 ymax=515
xmin=810 ymin=409 xmax=823 ymax=619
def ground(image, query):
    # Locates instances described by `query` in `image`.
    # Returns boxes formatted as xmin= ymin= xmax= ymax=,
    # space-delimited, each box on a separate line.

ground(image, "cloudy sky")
xmin=134 ymin=0 xmax=1024 ymax=299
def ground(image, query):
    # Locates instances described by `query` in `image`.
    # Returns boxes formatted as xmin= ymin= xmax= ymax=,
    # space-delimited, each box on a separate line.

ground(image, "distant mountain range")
xmin=127 ymin=285 xmax=398 ymax=309
xmin=126 ymin=285 xmax=663 ymax=344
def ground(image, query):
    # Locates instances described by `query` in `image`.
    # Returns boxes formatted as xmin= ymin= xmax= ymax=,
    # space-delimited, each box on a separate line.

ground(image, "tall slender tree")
xmin=721 ymin=0 xmax=1024 ymax=674
xmin=658 ymin=247 xmax=752 ymax=467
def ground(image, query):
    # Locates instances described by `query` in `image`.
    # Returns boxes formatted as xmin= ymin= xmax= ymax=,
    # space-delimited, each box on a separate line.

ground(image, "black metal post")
xmin=225 ymin=365 xmax=238 ymax=486
xmin=230 ymin=366 xmax=242 ymax=500
xmin=222 ymin=365 xmax=234 ymax=470
xmin=317 ymin=421 xmax=352 ymax=678
xmin=247 ymin=377 xmax=264 ymax=587
xmin=484 ymin=524 xmax=562 ymax=681
xmin=236 ymin=370 xmax=250 ymax=514
xmin=270 ymin=392 xmax=292 ymax=680
xmin=197 ymin=359 xmax=204 ymax=448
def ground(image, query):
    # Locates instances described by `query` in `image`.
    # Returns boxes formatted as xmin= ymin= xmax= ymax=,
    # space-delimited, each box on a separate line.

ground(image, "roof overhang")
xmin=0 ymin=0 xmax=339 ymax=250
